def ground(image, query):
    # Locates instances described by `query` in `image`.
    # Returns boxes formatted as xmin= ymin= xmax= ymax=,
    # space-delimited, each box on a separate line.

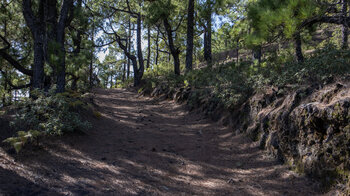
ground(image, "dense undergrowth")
xmin=2 ymin=90 xmax=93 ymax=153
xmin=142 ymin=46 xmax=350 ymax=110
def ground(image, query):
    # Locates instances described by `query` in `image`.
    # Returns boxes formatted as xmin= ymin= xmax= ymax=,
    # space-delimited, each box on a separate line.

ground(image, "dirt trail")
xmin=0 ymin=88 xmax=322 ymax=195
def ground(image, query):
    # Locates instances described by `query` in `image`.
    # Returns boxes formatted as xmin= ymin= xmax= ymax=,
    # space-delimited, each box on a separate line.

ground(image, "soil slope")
xmin=0 ymin=88 xmax=322 ymax=195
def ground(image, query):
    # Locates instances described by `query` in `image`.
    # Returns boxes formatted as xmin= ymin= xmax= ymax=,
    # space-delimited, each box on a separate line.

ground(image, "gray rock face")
xmin=241 ymin=83 xmax=350 ymax=192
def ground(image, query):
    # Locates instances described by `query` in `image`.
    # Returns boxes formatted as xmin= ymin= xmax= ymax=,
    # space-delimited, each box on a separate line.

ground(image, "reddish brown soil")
xmin=0 ymin=88 xmax=324 ymax=195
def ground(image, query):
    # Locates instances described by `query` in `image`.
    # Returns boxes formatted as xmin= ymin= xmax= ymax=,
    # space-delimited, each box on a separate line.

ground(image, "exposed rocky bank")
xmin=142 ymin=81 xmax=350 ymax=194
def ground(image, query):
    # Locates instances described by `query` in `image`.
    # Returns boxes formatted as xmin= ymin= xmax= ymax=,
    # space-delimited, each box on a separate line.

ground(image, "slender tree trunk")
xmin=71 ymin=75 xmax=78 ymax=91
xmin=163 ymin=18 xmax=180 ymax=75
xmin=252 ymin=45 xmax=262 ymax=64
xmin=186 ymin=0 xmax=195 ymax=71
xmin=147 ymin=25 xmax=151 ymax=69
xmin=131 ymin=57 xmax=140 ymax=86
xmin=2 ymin=72 xmax=7 ymax=106
xmin=56 ymin=38 xmax=66 ymax=93
xmin=2 ymin=17 xmax=7 ymax=105
xmin=207 ymin=18 xmax=212 ymax=63
xmin=194 ymin=45 xmax=197 ymax=68
xmin=294 ymin=32 xmax=304 ymax=63
xmin=342 ymin=0 xmax=349 ymax=49
xmin=136 ymin=14 xmax=144 ymax=85
xmin=204 ymin=13 xmax=212 ymax=65
xmin=155 ymin=29 xmax=160 ymax=66
xmin=127 ymin=19 xmax=132 ymax=79
xmin=56 ymin=28 xmax=67 ymax=93
xmin=45 ymin=0 xmax=58 ymax=70
xmin=204 ymin=26 xmax=208 ymax=62
xmin=90 ymin=26 xmax=94 ymax=88
xmin=115 ymin=30 xmax=140 ymax=87
xmin=33 ymin=34 xmax=45 ymax=89
xmin=56 ymin=0 xmax=73 ymax=93
xmin=110 ymin=71 xmax=113 ymax=88
xmin=236 ymin=39 xmax=239 ymax=65
xmin=122 ymin=53 xmax=126 ymax=82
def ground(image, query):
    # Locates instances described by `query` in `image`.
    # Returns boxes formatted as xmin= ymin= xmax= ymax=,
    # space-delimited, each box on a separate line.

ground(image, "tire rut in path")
xmin=0 ymin=88 xmax=321 ymax=195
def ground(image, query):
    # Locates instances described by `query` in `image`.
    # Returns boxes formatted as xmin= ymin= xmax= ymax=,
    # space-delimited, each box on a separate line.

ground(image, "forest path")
xmin=0 ymin=88 xmax=321 ymax=195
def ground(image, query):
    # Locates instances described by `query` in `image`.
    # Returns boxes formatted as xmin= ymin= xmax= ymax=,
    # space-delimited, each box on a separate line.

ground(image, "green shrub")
xmin=141 ymin=46 xmax=350 ymax=111
xmin=10 ymin=89 xmax=91 ymax=136
xmin=265 ymin=45 xmax=350 ymax=87
xmin=3 ymin=130 xmax=42 ymax=153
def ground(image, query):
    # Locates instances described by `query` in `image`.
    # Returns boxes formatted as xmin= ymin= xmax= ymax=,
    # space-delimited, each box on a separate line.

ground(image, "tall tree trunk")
xmin=127 ymin=19 xmax=132 ymax=79
xmin=56 ymin=0 xmax=73 ymax=93
xmin=45 ymin=0 xmax=58 ymax=70
xmin=136 ymin=14 xmax=144 ymax=85
xmin=2 ymin=17 xmax=7 ymax=106
xmin=90 ymin=26 xmax=95 ymax=88
xmin=23 ymin=0 xmax=46 ymax=89
xmin=252 ymin=45 xmax=262 ymax=64
xmin=56 ymin=36 xmax=66 ymax=93
xmin=185 ymin=0 xmax=195 ymax=71
xmin=163 ymin=18 xmax=180 ymax=75
xmin=236 ymin=39 xmax=239 ymax=65
xmin=204 ymin=13 xmax=212 ymax=65
xmin=71 ymin=75 xmax=78 ymax=91
xmin=204 ymin=26 xmax=208 ymax=62
xmin=122 ymin=53 xmax=126 ymax=82
xmin=207 ymin=19 xmax=212 ymax=63
xmin=155 ymin=29 xmax=160 ymax=66
xmin=110 ymin=71 xmax=113 ymax=88
xmin=342 ymin=0 xmax=349 ymax=49
xmin=23 ymin=0 xmax=73 ymax=92
xmin=115 ymin=31 xmax=140 ymax=86
xmin=294 ymin=32 xmax=304 ymax=63
xmin=131 ymin=57 xmax=140 ymax=86
xmin=147 ymin=25 xmax=151 ymax=69
xmin=32 ymin=34 xmax=45 ymax=89
xmin=2 ymin=72 xmax=7 ymax=106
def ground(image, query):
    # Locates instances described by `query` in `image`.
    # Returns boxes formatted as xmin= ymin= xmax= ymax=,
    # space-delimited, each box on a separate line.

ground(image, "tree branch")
xmin=0 ymin=35 xmax=33 ymax=76
xmin=110 ymin=6 xmax=138 ymax=18
xmin=0 ymin=70 xmax=31 ymax=90
xmin=22 ymin=0 xmax=37 ymax=33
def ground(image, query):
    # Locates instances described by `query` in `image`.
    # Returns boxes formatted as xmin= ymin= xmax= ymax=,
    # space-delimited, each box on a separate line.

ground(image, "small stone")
xmin=162 ymin=186 xmax=169 ymax=191
xmin=235 ymin=162 xmax=243 ymax=167
xmin=227 ymin=179 xmax=236 ymax=184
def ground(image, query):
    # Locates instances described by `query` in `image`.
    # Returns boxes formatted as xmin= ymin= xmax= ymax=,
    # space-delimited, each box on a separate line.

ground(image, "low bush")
xmin=141 ymin=46 xmax=350 ymax=110
xmin=3 ymin=89 xmax=92 ymax=152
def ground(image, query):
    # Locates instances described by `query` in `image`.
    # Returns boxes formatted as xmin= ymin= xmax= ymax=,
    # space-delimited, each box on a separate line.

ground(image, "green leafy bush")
xmin=3 ymin=130 xmax=42 ymax=153
xmin=253 ymin=45 xmax=350 ymax=87
xmin=10 ymin=89 xmax=91 ymax=136
xmin=142 ymin=46 xmax=350 ymax=113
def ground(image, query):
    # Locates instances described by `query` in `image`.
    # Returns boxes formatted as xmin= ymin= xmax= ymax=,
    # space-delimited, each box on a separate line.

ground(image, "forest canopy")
xmin=0 ymin=0 xmax=349 ymax=111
